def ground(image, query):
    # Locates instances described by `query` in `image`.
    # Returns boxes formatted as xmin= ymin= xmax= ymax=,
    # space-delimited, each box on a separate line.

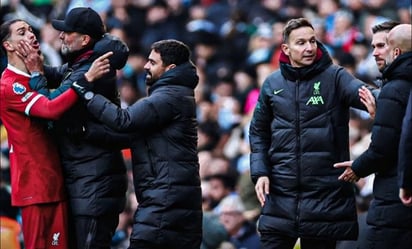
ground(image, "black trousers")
xmin=69 ymin=214 xmax=119 ymax=249
xmin=360 ymin=224 xmax=412 ymax=249
xmin=260 ymin=232 xmax=337 ymax=249
xmin=128 ymin=239 xmax=168 ymax=249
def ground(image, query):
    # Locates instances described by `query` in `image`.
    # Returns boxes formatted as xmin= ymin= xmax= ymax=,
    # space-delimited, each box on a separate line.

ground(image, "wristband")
xmin=31 ymin=71 xmax=41 ymax=78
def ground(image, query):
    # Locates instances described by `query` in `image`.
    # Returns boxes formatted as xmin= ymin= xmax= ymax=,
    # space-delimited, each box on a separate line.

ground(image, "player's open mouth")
xmin=31 ymin=40 xmax=40 ymax=49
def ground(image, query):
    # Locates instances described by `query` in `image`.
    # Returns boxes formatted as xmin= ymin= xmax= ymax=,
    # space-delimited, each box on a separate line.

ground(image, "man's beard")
xmin=60 ymin=45 xmax=89 ymax=64
xmin=379 ymin=61 xmax=387 ymax=73
xmin=145 ymin=72 xmax=155 ymax=86
xmin=60 ymin=44 xmax=70 ymax=56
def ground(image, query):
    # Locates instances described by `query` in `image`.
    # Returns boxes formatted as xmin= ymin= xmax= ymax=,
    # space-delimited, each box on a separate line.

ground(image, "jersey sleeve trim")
xmin=24 ymin=94 xmax=42 ymax=116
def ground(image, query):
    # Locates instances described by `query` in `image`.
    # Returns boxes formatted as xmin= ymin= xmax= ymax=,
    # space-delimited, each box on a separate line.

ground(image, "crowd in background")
xmin=0 ymin=0 xmax=411 ymax=249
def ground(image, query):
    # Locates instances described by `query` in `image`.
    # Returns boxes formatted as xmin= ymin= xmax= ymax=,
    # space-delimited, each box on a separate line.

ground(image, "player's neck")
xmin=8 ymin=54 xmax=29 ymax=74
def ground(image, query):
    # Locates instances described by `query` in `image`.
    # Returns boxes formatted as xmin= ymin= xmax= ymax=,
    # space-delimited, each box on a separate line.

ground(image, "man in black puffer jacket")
xmin=398 ymin=89 xmax=412 ymax=207
xmin=249 ymin=18 xmax=377 ymax=249
xmin=22 ymin=7 xmax=129 ymax=249
xmin=72 ymin=39 xmax=202 ymax=249
xmin=336 ymin=24 xmax=412 ymax=249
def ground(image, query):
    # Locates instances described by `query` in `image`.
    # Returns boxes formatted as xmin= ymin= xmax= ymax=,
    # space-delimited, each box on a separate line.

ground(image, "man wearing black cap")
xmin=19 ymin=7 xmax=130 ymax=249
xmin=52 ymin=7 xmax=106 ymax=41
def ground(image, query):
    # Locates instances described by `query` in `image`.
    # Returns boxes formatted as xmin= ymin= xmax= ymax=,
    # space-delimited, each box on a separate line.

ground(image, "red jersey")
xmin=0 ymin=65 xmax=77 ymax=206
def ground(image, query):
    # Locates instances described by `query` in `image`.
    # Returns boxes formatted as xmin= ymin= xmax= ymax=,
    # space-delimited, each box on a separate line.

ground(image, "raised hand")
xmin=17 ymin=40 xmax=44 ymax=74
xmin=359 ymin=86 xmax=376 ymax=119
xmin=84 ymin=51 xmax=113 ymax=82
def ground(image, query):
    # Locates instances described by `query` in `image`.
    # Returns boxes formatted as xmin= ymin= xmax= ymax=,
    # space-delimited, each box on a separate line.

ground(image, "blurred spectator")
xmin=334 ymin=51 xmax=357 ymax=75
xmin=396 ymin=0 xmax=412 ymax=23
xmin=246 ymin=22 xmax=274 ymax=68
xmin=363 ymin=0 xmax=398 ymax=21
xmin=191 ymin=29 xmax=231 ymax=88
xmin=326 ymin=9 xmax=364 ymax=53
xmin=218 ymin=195 xmax=262 ymax=249
xmin=140 ymin=0 xmax=181 ymax=53
xmin=65 ymin=0 xmax=111 ymax=16
xmin=39 ymin=21 xmax=63 ymax=66
xmin=268 ymin=20 xmax=286 ymax=70
xmin=237 ymin=169 xmax=261 ymax=222
xmin=118 ymin=79 xmax=141 ymax=108
xmin=0 ymin=181 xmax=20 ymax=223
xmin=201 ymin=211 xmax=229 ymax=249
xmin=350 ymin=36 xmax=376 ymax=83
xmin=247 ymin=0 xmax=287 ymax=24
xmin=120 ymin=49 xmax=148 ymax=96
xmin=204 ymin=168 xmax=239 ymax=212
xmin=0 ymin=163 xmax=21 ymax=249
xmin=219 ymin=8 xmax=251 ymax=72
xmin=232 ymin=68 xmax=257 ymax=114
xmin=197 ymin=121 xmax=221 ymax=152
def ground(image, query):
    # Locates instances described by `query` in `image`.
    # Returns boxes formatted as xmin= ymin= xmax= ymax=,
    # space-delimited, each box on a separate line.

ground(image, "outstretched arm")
xmin=18 ymin=39 xmax=113 ymax=98
xmin=24 ymin=52 xmax=113 ymax=119
xmin=27 ymin=89 xmax=78 ymax=119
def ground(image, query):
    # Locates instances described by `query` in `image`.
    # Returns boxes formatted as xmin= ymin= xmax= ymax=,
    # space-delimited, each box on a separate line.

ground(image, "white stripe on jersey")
xmin=24 ymin=94 xmax=42 ymax=116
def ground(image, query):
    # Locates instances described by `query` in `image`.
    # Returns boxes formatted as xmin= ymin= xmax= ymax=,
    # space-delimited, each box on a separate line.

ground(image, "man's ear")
xmin=394 ymin=47 xmax=402 ymax=57
xmin=2 ymin=41 xmax=14 ymax=52
xmin=281 ymin=43 xmax=289 ymax=56
xmin=165 ymin=63 xmax=176 ymax=71
xmin=82 ymin=35 xmax=92 ymax=46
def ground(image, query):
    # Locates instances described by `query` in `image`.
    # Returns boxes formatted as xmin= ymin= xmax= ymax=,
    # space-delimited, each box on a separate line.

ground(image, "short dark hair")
xmin=151 ymin=39 xmax=191 ymax=66
xmin=0 ymin=19 xmax=25 ymax=56
xmin=283 ymin=18 xmax=314 ymax=43
xmin=371 ymin=20 xmax=400 ymax=34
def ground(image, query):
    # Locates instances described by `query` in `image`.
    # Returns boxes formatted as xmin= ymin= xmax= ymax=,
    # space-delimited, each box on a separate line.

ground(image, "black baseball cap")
xmin=52 ymin=7 xmax=105 ymax=39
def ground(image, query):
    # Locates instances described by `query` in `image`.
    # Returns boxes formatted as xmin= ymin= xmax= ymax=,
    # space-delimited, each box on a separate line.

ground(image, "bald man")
xmin=385 ymin=24 xmax=412 ymax=65
xmin=391 ymin=24 xmax=412 ymax=208
xmin=334 ymin=23 xmax=412 ymax=249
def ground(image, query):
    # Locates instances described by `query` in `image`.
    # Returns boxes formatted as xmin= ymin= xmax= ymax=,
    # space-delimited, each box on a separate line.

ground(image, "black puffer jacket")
xmin=33 ymin=34 xmax=129 ymax=216
xmin=352 ymin=51 xmax=412 ymax=229
xmin=86 ymin=62 xmax=203 ymax=248
xmin=249 ymin=42 xmax=371 ymax=240
xmin=398 ymin=89 xmax=412 ymax=190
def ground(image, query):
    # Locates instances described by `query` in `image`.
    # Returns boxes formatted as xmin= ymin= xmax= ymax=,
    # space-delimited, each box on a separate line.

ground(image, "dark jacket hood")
xmin=92 ymin=33 xmax=129 ymax=70
xmin=148 ymin=61 xmax=199 ymax=94
xmin=382 ymin=51 xmax=412 ymax=85
xmin=279 ymin=41 xmax=333 ymax=81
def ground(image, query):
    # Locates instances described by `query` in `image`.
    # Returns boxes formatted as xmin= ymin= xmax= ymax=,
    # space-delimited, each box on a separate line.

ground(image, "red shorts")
xmin=21 ymin=201 xmax=69 ymax=249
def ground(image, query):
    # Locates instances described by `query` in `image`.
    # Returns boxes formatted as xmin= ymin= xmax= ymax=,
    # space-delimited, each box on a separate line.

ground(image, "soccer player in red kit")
xmin=0 ymin=19 xmax=111 ymax=249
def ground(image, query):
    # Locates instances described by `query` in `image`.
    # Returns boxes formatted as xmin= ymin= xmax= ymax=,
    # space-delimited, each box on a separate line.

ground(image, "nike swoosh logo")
xmin=274 ymin=89 xmax=284 ymax=95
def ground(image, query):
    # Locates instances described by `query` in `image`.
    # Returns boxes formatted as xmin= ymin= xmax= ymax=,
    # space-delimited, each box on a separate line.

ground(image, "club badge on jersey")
xmin=12 ymin=82 xmax=26 ymax=95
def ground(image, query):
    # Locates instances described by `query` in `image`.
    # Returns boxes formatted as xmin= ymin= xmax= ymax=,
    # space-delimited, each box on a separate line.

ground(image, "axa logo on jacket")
xmin=306 ymin=81 xmax=324 ymax=105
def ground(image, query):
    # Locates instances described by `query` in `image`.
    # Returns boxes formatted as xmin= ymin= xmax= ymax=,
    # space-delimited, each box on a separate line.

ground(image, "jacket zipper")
xmin=295 ymin=79 xmax=302 ymax=235
xmin=145 ymin=140 xmax=156 ymax=178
